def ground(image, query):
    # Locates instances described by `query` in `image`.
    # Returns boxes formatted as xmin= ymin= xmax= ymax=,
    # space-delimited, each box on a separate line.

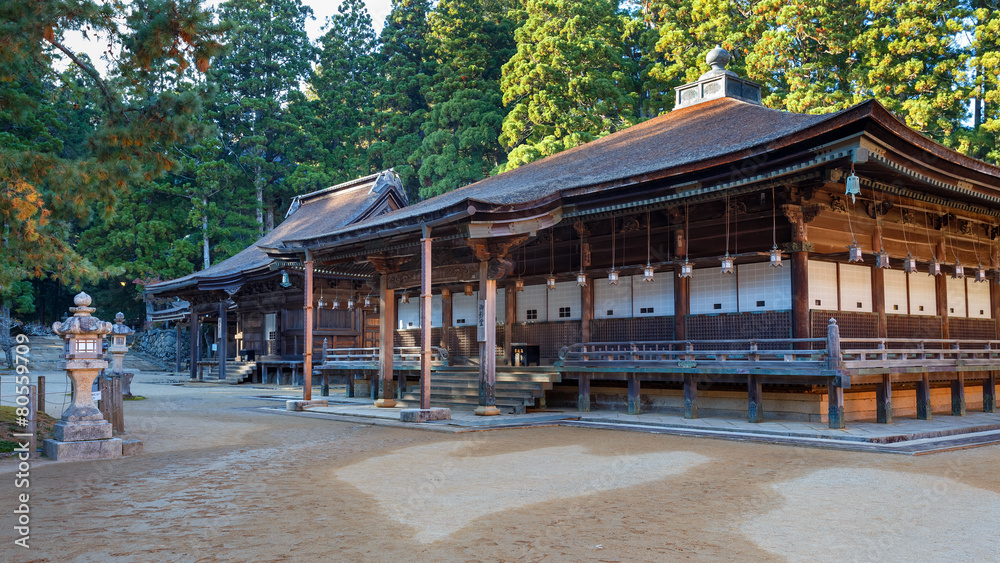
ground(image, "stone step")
xmin=398 ymin=393 xmax=529 ymax=413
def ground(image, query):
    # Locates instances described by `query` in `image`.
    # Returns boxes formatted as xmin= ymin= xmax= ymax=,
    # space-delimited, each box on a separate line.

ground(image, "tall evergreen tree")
xmin=309 ymin=0 xmax=379 ymax=187
xmin=414 ymin=0 xmax=518 ymax=198
xmin=961 ymin=0 xmax=1000 ymax=164
xmin=370 ymin=0 xmax=436 ymax=200
xmin=211 ymin=0 xmax=316 ymax=235
xmin=498 ymin=0 xmax=637 ymax=171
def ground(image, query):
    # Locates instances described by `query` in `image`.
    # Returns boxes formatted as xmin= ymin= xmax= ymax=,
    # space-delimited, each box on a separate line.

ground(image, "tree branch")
xmin=45 ymin=36 xmax=131 ymax=123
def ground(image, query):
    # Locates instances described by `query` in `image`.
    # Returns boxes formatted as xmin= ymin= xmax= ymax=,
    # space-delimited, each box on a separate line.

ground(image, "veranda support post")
xmin=827 ymin=318 xmax=845 ymax=429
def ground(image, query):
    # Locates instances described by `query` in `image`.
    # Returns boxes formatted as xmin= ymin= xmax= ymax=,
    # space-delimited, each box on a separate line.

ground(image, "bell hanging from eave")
xmin=845 ymin=171 xmax=861 ymax=204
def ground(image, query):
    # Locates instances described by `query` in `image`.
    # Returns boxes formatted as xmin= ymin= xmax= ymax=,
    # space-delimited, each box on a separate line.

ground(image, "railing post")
xmin=685 ymin=341 xmax=693 ymax=362
xmin=749 ymin=341 xmax=758 ymax=362
xmin=878 ymin=339 xmax=887 ymax=362
xmin=826 ymin=319 xmax=843 ymax=371
xmin=826 ymin=319 xmax=846 ymax=429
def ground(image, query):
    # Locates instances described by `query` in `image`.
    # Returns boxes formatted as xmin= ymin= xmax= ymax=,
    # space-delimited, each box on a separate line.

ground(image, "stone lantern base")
xmin=43 ymin=437 xmax=124 ymax=461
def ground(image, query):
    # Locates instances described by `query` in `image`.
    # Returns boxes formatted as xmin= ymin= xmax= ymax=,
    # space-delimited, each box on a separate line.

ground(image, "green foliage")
xmin=498 ymin=0 xmax=637 ymax=172
xmin=415 ymin=0 xmax=519 ymax=198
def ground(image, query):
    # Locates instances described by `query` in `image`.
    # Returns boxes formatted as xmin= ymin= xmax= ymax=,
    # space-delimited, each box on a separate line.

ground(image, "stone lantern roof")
xmin=111 ymin=312 xmax=135 ymax=336
xmin=52 ymin=293 xmax=113 ymax=337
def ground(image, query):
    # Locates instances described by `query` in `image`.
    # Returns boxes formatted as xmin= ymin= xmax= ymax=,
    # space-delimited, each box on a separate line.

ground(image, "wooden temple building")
xmin=152 ymin=48 xmax=1000 ymax=428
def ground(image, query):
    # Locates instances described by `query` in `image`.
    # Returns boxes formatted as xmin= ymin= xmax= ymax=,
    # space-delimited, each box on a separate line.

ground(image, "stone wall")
xmin=134 ymin=328 xmax=189 ymax=365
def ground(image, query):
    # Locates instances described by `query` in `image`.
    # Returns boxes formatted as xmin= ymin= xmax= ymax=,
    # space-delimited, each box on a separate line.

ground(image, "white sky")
xmin=62 ymin=0 xmax=393 ymax=74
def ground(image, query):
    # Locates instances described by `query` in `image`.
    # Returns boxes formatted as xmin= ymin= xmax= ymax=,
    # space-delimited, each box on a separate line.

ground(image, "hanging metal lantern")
xmin=929 ymin=256 xmax=942 ymax=276
xmin=515 ymin=278 xmax=524 ymax=292
xmin=546 ymin=275 xmax=557 ymax=290
xmin=769 ymin=245 xmax=782 ymax=267
xmin=903 ymin=254 xmax=917 ymax=273
xmin=876 ymin=248 xmax=891 ymax=269
xmin=464 ymin=283 xmax=474 ymax=296
xmin=679 ymin=261 xmax=693 ymax=278
xmin=994 ymin=269 xmax=1000 ymax=285
xmin=643 ymin=263 xmax=655 ymax=282
xmin=347 ymin=295 xmax=356 ymax=309
xmin=331 ymin=298 xmax=339 ymax=310
xmin=317 ymin=290 xmax=325 ymax=309
xmin=848 ymin=241 xmax=863 ymax=263
xmin=607 ymin=269 xmax=619 ymax=286
xmin=845 ymin=171 xmax=861 ymax=203
xmin=280 ymin=271 xmax=292 ymax=288
xmin=400 ymin=292 xmax=409 ymax=304
xmin=721 ymin=253 xmax=734 ymax=274
xmin=364 ymin=295 xmax=372 ymax=309
xmin=953 ymin=261 xmax=965 ymax=279
xmin=975 ymin=265 xmax=987 ymax=283
xmin=577 ymin=271 xmax=588 ymax=287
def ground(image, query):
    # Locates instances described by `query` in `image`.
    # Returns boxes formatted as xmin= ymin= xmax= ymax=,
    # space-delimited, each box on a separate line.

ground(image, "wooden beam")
xmin=984 ymin=372 xmax=997 ymax=414
xmin=674 ymin=228 xmax=689 ymax=339
xmin=475 ymin=261 xmax=499 ymax=416
xmin=827 ymin=379 xmax=845 ymax=429
xmin=218 ymin=303 xmax=228 ymax=381
xmin=440 ymin=288 xmax=452 ymax=349
xmin=375 ymin=276 xmax=396 ymax=407
xmin=189 ymin=310 xmax=199 ymax=381
xmin=916 ymin=373 xmax=932 ymax=420
xmin=578 ymin=375 xmax=590 ymax=412
xmin=627 ymin=373 xmax=641 ymax=415
xmin=302 ymin=256 xmax=313 ymax=400
xmin=581 ymin=277 xmax=593 ymax=343
xmin=876 ymin=374 xmax=892 ymax=423
xmin=175 ymin=321 xmax=183 ymax=374
xmin=683 ymin=374 xmax=698 ymax=419
xmin=790 ymin=250 xmax=810 ymax=339
xmin=872 ymin=266 xmax=887 ymax=338
xmin=936 ymin=240 xmax=950 ymax=339
xmin=951 ymin=373 xmax=965 ymax=416
xmin=504 ymin=284 xmax=515 ymax=363
xmin=420 ymin=233 xmax=433 ymax=410
xmin=748 ymin=373 xmax=764 ymax=423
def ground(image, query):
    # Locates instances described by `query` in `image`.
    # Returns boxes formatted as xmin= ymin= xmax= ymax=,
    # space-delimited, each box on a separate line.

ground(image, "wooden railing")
xmin=319 ymin=345 xmax=448 ymax=367
xmin=840 ymin=338 xmax=1000 ymax=370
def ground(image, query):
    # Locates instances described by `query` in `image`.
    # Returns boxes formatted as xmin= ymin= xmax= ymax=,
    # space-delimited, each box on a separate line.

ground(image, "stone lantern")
xmin=110 ymin=312 xmax=136 ymax=396
xmin=43 ymin=292 xmax=124 ymax=461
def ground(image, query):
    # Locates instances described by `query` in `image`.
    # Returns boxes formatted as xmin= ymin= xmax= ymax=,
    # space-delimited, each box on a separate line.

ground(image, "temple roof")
xmin=147 ymin=170 xmax=406 ymax=295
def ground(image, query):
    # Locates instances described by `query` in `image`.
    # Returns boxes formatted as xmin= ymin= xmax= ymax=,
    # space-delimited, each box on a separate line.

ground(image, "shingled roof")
xmin=147 ymin=170 xmax=406 ymax=295
xmin=276 ymin=97 xmax=847 ymax=251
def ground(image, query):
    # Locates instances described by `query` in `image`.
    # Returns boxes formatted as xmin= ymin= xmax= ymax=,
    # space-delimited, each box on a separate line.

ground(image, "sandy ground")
xmin=3 ymin=339 xmax=1000 ymax=562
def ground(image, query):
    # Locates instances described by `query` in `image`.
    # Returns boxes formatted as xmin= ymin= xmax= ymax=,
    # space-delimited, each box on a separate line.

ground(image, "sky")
xmin=62 ymin=0 xmax=394 ymax=73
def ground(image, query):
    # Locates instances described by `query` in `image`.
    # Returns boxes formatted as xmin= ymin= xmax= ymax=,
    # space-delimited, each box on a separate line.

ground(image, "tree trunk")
xmin=255 ymin=163 xmax=265 ymax=237
xmin=265 ymin=202 xmax=275 ymax=233
xmin=1 ymin=306 xmax=14 ymax=368
xmin=202 ymin=196 xmax=210 ymax=270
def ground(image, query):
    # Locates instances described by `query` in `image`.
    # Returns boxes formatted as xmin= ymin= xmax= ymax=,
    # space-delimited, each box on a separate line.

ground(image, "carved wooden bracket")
xmin=488 ymin=258 xmax=515 ymax=281
xmin=573 ymin=221 xmax=590 ymax=238
xmin=865 ymin=200 xmax=892 ymax=220
xmin=466 ymin=235 xmax=530 ymax=262
xmin=386 ymin=263 xmax=480 ymax=290
xmin=367 ymin=254 xmax=407 ymax=274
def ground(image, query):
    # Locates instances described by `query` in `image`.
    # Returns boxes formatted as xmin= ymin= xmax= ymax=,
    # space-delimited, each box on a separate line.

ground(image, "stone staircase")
xmin=399 ymin=366 xmax=561 ymax=414
xmin=203 ymin=360 xmax=256 ymax=384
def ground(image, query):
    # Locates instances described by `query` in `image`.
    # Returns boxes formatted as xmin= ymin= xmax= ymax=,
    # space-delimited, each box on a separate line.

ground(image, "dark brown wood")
xmin=189 ymin=310 xmax=199 ymax=380
xmin=440 ymin=288 xmax=453 ymax=349
xmin=916 ymin=373 xmax=932 ymax=420
xmin=827 ymin=379 xmax=845 ymax=429
xmin=578 ymin=375 xmax=590 ymax=412
xmin=936 ymin=240 xmax=950 ymax=339
xmin=683 ymin=374 xmax=698 ymax=419
xmin=302 ymin=258 xmax=313 ymax=400
xmin=504 ymin=284 xmax=516 ymax=363
xmin=674 ymin=273 xmax=689 ymax=340
xmin=791 ymin=251 xmax=810 ymax=340
xmin=992 ymin=279 xmax=1000 ymax=343
xmin=37 ymin=375 xmax=44 ymax=414
xmin=951 ymin=373 xmax=966 ymax=416
xmin=984 ymin=372 xmax=997 ymax=413
xmin=175 ymin=322 xmax=183 ymax=373
xmin=376 ymin=276 xmax=396 ymax=406
xmin=478 ymin=260 xmax=497 ymax=409
xmin=872 ymin=266 xmax=887 ymax=338
xmin=627 ymin=373 xmax=641 ymax=415
xmin=420 ymin=234 xmax=433 ymax=410
xmin=748 ymin=373 xmax=764 ymax=423
xmin=581 ymin=279 xmax=594 ymax=343
xmin=876 ymin=374 xmax=892 ymax=423
xmin=218 ymin=303 xmax=228 ymax=381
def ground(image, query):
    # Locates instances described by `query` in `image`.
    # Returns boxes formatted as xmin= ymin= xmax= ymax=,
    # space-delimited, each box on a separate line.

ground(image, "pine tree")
xmin=498 ymin=0 xmax=637 ymax=172
xmin=961 ymin=0 xmax=1000 ymax=164
xmin=310 ymin=0 xmax=379 ymax=186
xmin=211 ymin=0 xmax=317 ymax=235
xmin=414 ymin=0 xmax=519 ymax=198
xmin=0 ymin=0 xmax=225 ymax=306
xmin=370 ymin=0 xmax=436 ymax=201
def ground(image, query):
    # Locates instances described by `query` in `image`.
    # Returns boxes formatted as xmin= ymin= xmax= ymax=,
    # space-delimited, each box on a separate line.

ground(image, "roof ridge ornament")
xmin=674 ymin=45 xmax=762 ymax=110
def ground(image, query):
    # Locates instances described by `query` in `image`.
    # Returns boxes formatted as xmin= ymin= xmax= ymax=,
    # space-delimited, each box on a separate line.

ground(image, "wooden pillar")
xmin=440 ymin=288 xmax=453 ymax=350
xmin=673 ymin=228 xmax=689 ymax=339
xmin=876 ymin=374 xmax=892 ymax=424
xmin=376 ymin=276 xmax=396 ymax=407
xmin=916 ymin=373 xmax=933 ymax=420
xmin=420 ymin=231 xmax=433 ymax=410
xmin=984 ymin=372 xmax=997 ymax=413
xmin=790 ymin=250 xmax=811 ymax=339
xmin=683 ymin=374 xmax=698 ymax=419
xmin=581 ymin=278 xmax=593 ymax=343
xmin=951 ymin=373 xmax=966 ymax=416
xmin=188 ymin=310 xmax=199 ymax=380
xmin=872 ymin=268 xmax=887 ymax=338
xmin=747 ymin=373 xmax=764 ymax=423
xmin=475 ymin=260 xmax=499 ymax=416
xmin=175 ymin=321 xmax=183 ymax=373
xmin=627 ymin=373 xmax=641 ymax=415
xmin=827 ymin=379 xmax=845 ymax=429
xmin=504 ymin=284 xmax=516 ymax=363
xmin=302 ymin=254 xmax=314 ymax=401
xmin=578 ymin=375 xmax=590 ymax=412
xmin=936 ymin=240 xmax=950 ymax=339
xmin=218 ymin=303 xmax=228 ymax=380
